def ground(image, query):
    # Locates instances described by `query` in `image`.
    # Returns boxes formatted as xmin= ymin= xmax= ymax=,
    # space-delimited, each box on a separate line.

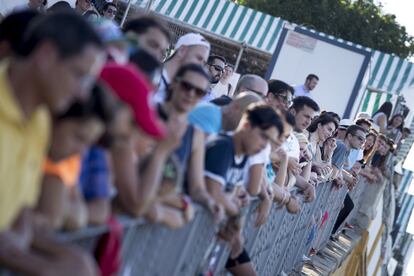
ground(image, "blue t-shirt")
xmin=344 ymin=148 xmax=362 ymax=170
xmin=79 ymin=146 xmax=111 ymax=201
xmin=204 ymin=134 xmax=248 ymax=192
xmin=188 ymin=102 xmax=222 ymax=134
xmin=331 ymin=140 xmax=350 ymax=170
xmin=265 ymin=161 xmax=276 ymax=184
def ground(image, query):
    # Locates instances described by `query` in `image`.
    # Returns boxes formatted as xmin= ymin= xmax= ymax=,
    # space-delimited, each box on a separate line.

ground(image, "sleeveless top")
xmin=157 ymin=104 xmax=194 ymax=192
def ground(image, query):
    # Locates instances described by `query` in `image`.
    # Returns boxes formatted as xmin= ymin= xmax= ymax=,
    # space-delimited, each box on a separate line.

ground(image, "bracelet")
xmin=181 ymin=195 xmax=191 ymax=212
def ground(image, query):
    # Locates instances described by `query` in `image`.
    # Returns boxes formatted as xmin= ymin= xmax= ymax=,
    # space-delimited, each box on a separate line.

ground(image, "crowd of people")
xmin=0 ymin=1 xmax=410 ymax=276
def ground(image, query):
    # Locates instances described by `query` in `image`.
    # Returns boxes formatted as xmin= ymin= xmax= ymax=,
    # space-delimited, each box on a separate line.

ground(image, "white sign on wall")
xmin=266 ymin=25 xmax=371 ymax=118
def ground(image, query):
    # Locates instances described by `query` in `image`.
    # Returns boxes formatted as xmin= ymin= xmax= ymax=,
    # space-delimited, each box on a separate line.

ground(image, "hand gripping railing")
xmin=27 ymin=178 xmax=371 ymax=276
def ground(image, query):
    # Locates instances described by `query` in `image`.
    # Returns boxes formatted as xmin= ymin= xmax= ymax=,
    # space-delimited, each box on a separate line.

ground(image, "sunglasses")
xmin=106 ymin=8 xmax=117 ymax=14
xmin=177 ymin=79 xmax=207 ymax=97
xmin=208 ymin=64 xmax=224 ymax=73
xmin=353 ymin=134 xmax=366 ymax=142
xmin=259 ymin=130 xmax=280 ymax=146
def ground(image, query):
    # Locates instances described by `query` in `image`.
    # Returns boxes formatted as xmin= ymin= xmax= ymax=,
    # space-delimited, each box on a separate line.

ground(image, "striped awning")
xmin=147 ymin=0 xmax=286 ymax=53
xmin=361 ymin=51 xmax=414 ymax=115
xmin=136 ymin=0 xmax=414 ymax=117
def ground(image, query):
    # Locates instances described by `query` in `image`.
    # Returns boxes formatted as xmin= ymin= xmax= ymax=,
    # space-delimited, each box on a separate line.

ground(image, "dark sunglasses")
xmin=259 ymin=130 xmax=279 ymax=146
xmin=106 ymin=8 xmax=117 ymax=14
xmin=353 ymin=133 xmax=366 ymax=142
xmin=177 ymin=79 xmax=207 ymax=97
xmin=208 ymin=64 xmax=224 ymax=73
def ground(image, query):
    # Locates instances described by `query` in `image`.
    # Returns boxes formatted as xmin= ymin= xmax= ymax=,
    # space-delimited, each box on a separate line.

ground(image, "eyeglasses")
xmin=106 ymin=8 xmax=117 ymax=14
xmin=259 ymin=130 xmax=280 ymax=146
xmin=176 ymin=79 xmax=207 ymax=97
xmin=275 ymin=94 xmax=292 ymax=106
xmin=208 ymin=64 xmax=224 ymax=73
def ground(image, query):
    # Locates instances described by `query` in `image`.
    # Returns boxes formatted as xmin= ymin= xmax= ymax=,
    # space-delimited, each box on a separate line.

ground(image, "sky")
xmin=370 ymin=2 xmax=414 ymax=274
xmin=379 ymin=0 xmax=414 ymax=61
xmin=380 ymin=0 xmax=414 ymax=36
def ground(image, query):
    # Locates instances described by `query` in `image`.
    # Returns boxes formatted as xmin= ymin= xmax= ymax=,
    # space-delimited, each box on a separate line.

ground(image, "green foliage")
xmin=237 ymin=0 xmax=414 ymax=58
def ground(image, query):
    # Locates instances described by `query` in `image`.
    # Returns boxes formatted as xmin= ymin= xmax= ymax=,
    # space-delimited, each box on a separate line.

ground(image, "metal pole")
xmin=145 ymin=0 xmax=154 ymax=14
xmin=234 ymin=41 xmax=246 ymax=72
xmin=120 ymin=0 xmax=133 ymax=28
xmin=354 ymin=87 xmax=369 ymax=119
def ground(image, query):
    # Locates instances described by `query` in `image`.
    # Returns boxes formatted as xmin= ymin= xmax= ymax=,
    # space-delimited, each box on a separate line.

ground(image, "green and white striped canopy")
xmin=149 ymin=0 xmax=286 ymax=53
xmin=136 ymin=0 xmax=414 ymax=117
xmin=360 ymin=51 xmax=414 ymax=115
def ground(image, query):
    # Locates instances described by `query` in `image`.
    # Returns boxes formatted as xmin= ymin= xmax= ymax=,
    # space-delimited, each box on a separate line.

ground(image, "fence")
xmin=0 ymin=177 xmax=375 ymax=276
xmin=50 ymin=176 xmax=371 ymax=276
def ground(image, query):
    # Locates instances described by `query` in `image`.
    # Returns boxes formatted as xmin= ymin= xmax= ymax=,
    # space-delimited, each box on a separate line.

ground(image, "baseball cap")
xmin=174 ymin=33 xmax=210 ymax=51
xmin=188 ymin=103 xmax=222 ymax=134
xmin=100 ymin=62 xmax=166 ymax=139
xmin=338 ymin=118 xmax=353 ymax=129
xmin=91 ymin=18 xmax=128 ymax=44
xmin=356 ymin=112 xmax=371 ymax=121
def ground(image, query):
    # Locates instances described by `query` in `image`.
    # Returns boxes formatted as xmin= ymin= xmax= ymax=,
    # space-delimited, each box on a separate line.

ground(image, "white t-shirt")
xmin=282 ymin=133 xmax=300 ymax=160
xmin=152 ymin=68 xmax=170 ymax=104
xmin=243 ymin=143 xmax=271 ymax=186
xmin=211 ymin=81 xmax=232 ymax=99
xmin=294 ymin=84 xmax=313 ymax=99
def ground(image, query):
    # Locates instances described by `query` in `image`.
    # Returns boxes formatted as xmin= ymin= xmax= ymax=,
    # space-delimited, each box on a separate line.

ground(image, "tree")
xmin=237 ymin=0 xmax=414 ymax=59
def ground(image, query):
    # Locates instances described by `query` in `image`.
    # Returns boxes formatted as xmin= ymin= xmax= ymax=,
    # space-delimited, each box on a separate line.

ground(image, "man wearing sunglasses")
xmin=342 ymin=118 xmax=372 ymax=171
xmin=207 ymin=55 xmax=226 ymax=86
xmin=204 ymin=55 xmax=226 ymax=101
xmin=102 ymin=3 xmax=117 ymax=21
xmin=75 ymin=0 xmax=93 ymax=15
xmin=330 ymin=124 xmax=367 ymax=234
xmin=331 ymin=125 xmax=367 ymax=180
xmin=266 ymin=79 xmax=293 ymax=112
xmin=157 ymin=63 xmax=224 ymax=222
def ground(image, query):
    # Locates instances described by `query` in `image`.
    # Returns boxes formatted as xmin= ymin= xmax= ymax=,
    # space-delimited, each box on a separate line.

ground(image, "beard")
xmin=211 ymin=76 xmax=220 ymax=84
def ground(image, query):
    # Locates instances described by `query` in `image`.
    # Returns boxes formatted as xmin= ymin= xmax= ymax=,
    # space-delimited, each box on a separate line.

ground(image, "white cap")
xmin=356 ymin=112 xmax=371 ymax=120
xmin=338 ymin=118 xmax=353 ymax=129
xmin=174 ymin=33 xmax=210 ymax=50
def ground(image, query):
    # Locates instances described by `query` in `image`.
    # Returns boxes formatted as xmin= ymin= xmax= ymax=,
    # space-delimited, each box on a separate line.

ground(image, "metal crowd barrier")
xmin=0 ymin=177 xmax=371 ymax=276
